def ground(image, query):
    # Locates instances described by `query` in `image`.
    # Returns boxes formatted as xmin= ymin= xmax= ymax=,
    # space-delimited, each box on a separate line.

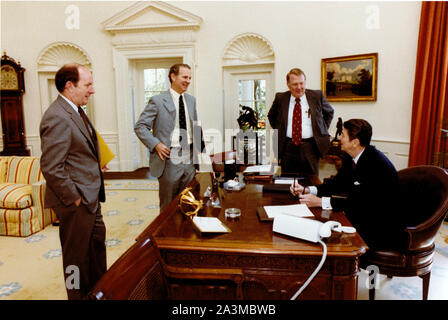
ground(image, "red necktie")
xmin=292 ymin=97 xmax=302 ymax=146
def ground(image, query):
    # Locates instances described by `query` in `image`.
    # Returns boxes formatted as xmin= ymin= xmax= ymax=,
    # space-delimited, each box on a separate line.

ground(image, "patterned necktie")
xmin=78 ymin=106 xmax=97 ymax=146
xmin=178 ymin=95 xmax=187 ymax=148
xmin=292 ymin=97 xmax=302 ymax=146
xmin=77 ymin=107 xmax=104 ymax=200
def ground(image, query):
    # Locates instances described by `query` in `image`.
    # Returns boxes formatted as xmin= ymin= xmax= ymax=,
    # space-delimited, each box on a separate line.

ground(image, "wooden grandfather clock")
xmin=0 ymin=52 xmax=29 ymax=156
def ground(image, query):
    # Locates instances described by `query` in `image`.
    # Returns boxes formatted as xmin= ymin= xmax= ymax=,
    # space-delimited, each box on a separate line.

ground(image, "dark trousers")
xmin=54 ymin=202 xmax=106 ymax=300
xmin=280 ymin=138 xmax=320 ymax=175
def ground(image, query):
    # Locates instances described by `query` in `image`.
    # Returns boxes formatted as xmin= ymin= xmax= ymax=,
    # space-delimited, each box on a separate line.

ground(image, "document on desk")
xmin=192 ymin=216 xmax=231 ymax=233
xmin=243 ymin=164 xmax=273 ymax=175
xmin=274 ymin=178 xmax=295 ymax=185
xmin=263 ymin=204 xmax=314 ymax=219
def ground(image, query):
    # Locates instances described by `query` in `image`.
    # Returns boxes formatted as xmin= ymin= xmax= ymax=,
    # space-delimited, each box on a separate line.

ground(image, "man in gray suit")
xmin=268 ymin=68 xmax=334 ymax=176
xmin=40 ymin=63 xmax=106 ymax=300
xmin=135 ymin=63 xmax=204 ymax=211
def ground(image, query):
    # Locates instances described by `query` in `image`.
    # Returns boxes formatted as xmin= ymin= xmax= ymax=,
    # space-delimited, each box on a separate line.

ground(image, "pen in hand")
xmin=294 ymin=177 xmax=298 ymax=197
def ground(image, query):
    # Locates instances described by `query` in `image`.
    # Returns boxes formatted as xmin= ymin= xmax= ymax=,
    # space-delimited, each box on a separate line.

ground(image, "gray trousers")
xmin=158 ymin=148 xmax=196 ymax=211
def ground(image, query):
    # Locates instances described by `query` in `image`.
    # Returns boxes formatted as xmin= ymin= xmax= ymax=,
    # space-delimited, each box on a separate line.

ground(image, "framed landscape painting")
xmin=321 ymin=53 xmax=378 ymax=102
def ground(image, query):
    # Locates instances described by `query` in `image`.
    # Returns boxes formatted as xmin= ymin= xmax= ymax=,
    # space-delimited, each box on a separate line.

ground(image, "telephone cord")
xmin=290 ymin=239 xmax=327 ymax=300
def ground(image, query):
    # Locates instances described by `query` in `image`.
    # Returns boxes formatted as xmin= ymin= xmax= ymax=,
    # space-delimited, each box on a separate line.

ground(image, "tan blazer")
xmin=40 ymin=95 xmax=104 ymax=214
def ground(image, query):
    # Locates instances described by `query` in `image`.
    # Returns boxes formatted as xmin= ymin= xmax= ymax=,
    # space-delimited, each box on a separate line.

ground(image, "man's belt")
xmin=285 ymin=137 xmax=314 ymax=143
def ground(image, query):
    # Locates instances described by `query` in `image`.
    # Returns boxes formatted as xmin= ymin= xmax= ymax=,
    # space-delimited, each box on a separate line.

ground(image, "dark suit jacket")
xmin=316 ymin=145 xmax=401 ymax=250
xmin=40 ymin=95 xmax=105 ymax=214
xmin=267 ymin=89 xmax=334 ymax=160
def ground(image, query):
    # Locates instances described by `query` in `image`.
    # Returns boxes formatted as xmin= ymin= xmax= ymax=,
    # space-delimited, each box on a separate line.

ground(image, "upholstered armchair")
xmin=0 ymin=156 xmax=57 ymax=237
xmin=364 ymin=165 xmax=448 ymax=300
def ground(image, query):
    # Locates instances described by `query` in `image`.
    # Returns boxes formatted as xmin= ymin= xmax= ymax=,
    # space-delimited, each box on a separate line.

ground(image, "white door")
xmin=132 ymin=58 xmax=182 ymax=169
xmin=223 ymin=64 xmax=274 ymax=163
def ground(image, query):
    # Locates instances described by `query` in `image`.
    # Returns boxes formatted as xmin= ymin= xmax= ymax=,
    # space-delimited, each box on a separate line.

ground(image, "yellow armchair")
xmin=0 ymin=156 xmax=57 ymax=237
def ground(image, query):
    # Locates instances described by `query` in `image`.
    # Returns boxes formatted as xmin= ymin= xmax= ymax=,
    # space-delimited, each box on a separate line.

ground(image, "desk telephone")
xmin=273 ymin=215 xmax=355 ymax=243
xmin=273 ymin=216 xmax=356 ymax=299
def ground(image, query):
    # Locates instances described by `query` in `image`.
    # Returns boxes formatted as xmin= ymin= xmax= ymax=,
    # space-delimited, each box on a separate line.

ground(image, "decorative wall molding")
xmin=102 ymin=1 xmax=202 ymax=34
xmin=110 ymin=30 xmax=199 ymax=47
xmin=37 ymin=42 xmax=92 ymax=72
xmin=36 ymin=42 xmax=95 ymax=120
xmin=371 ymin=138 xmax=410 ymax=170
xmin=222 ymin=33 xmax=275 ymax=66
xmin=103 ymin=1 xmax=202 ymax=171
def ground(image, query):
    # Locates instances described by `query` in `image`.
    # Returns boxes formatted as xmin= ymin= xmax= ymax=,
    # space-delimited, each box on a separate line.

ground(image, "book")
xmin=96 ymin=130 xmax=115 ymax=168
xmin=262 ymin=184 xmax=291 ymax=193
xmin=244 ymin=174 xmax=273 ymax=182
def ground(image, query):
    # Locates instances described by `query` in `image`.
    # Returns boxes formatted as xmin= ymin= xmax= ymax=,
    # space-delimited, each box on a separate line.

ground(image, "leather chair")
xmin=365 ymin=165 xmax=448 ymax=300
xmin=209 ymin=151 xmax=237 ymax=173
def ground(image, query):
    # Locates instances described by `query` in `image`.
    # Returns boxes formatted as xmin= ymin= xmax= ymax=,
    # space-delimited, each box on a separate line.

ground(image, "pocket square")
xmin=354 ymin=181 xmax=360 ymax=185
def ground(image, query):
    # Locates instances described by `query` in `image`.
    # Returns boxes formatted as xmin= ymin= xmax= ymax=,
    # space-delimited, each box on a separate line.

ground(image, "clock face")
xmin=1 ymin=65 xmax=19 ymax=90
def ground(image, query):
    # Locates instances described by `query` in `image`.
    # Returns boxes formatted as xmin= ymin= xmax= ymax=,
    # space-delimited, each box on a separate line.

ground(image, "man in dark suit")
xmin=290 ymin=119 xmax=401 ymax=251
xmin=135 ymin=63 xmax=204 ymax=211
xmin=268 ymin=68 xmax=334 ymax=175
xmin=40 ymin=63 xmax=106 ymax=300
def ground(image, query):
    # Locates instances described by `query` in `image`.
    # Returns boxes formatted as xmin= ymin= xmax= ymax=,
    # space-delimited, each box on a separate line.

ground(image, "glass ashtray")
xmin=225 ymin=208 xmax=241 ymax=218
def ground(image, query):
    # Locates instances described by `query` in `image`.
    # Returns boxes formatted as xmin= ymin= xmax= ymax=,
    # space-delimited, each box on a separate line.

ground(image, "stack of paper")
xmin=263 ymin=204 xmax=314 ymax=219
xmin=243 ymin=164 xmax=273 ymax=175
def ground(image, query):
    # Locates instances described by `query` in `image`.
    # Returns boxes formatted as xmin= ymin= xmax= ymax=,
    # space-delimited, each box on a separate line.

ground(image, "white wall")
xmin=1 ymin=1 xmax=421 ymax=170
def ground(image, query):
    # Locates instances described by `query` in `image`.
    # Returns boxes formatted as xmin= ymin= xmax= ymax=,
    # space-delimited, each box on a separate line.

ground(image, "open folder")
xmin=96 ymin=130 xmax=115 ymax=168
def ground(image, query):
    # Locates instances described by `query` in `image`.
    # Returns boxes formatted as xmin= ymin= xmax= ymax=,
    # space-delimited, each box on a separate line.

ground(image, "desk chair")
xmin=365 ymin=165 xmax=448 ymax=300
xmin=209 ymin=151 xmax=237 ymax=173
xmin=89 ymin=237 xmax=168 ymax=300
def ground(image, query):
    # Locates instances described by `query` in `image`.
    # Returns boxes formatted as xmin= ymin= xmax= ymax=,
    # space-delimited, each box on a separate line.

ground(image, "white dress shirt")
xmin=59 ymin=94 xmax=93 ymax=135
xmin=286 ymin=94 xmax=313 ymax=139
xmin=169 ymin=88 xmax=192 ymax=148
xmin=59 ymin=93 xmax=79 ymax=114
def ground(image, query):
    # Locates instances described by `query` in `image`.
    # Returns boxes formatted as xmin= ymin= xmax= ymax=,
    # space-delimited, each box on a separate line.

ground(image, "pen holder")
xmin=224 ymin=161 xmax=237 ymax=181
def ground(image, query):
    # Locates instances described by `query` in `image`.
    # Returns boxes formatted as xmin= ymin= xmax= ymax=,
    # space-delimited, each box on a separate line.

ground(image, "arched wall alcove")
xmin=36 ymin=42 xmax=94 ymax=119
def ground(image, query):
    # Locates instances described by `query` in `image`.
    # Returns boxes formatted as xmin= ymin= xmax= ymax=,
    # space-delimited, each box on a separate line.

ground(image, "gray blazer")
xmin=134 ymin=90 xmax=202 ymax=178
xmin=267 ymin=89 xmax=334 ymax=159
xmin=40 ymin=95 xmax=104 ymax=214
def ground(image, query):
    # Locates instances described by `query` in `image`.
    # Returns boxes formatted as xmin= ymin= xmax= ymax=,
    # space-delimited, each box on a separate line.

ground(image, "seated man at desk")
xmin=290 ymin=118 xmax=403 ymax=251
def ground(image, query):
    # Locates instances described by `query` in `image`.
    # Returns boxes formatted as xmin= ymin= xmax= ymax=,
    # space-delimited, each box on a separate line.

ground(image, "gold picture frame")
xmin=321 ymin=53 xmax=378 ymax=102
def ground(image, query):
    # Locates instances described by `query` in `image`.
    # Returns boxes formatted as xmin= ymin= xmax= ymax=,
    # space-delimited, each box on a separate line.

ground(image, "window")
xmin=238 ymin=79 xmax=267 ymax=129
xmin=144 ymin=68 xmax=170 ymax=104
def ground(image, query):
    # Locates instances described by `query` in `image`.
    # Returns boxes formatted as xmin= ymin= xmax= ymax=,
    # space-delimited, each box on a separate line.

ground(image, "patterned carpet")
xmin=104 ymin=179 xmax=159 ymax=190
xmin=0 ymin=182 xmax=160 ymax=300
xmin=0 ymin=178 xmax=447 ymax=300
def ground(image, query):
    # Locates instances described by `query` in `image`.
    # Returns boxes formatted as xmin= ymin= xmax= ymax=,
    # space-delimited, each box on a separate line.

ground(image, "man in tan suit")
xmin=40 ymin=63 xmax=106 ymax=300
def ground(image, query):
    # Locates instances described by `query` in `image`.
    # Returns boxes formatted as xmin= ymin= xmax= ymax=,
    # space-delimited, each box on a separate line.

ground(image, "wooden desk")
xmin=134 ymin=173 xmax=367 ymax=300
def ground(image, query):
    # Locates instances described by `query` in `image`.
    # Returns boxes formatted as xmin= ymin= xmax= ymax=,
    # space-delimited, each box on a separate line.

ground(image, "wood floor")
xmin=103 ymin=167 xmax=152 ymax=179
